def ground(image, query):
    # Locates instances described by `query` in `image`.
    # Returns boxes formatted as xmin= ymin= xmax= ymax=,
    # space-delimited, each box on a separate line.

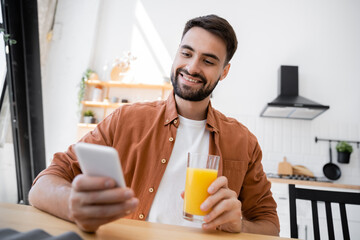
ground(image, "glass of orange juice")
xmin=183 ymin=152 xmax=220 ymax=222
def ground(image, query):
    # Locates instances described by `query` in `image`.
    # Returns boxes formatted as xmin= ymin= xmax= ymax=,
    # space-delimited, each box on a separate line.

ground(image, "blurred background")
xmin=0 ymin=1 xmax=359 ymax=237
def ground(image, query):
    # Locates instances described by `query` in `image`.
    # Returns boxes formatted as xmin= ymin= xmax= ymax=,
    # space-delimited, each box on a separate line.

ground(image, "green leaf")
xmin=83 ymin=110 xmax=94 ymax=117
xmin=336 ymin=141 xmax=353 ymax=153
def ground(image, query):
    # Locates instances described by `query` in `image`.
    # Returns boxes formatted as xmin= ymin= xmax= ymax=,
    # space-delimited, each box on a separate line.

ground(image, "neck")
xmin=174 ymin=95 xmax=210 ymax=120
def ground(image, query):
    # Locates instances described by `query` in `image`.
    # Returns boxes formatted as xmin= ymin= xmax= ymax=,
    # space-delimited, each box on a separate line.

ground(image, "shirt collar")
xmin=164 ymin=91 xmax=179 ymax=126
xmin=205 ymin=102 xmax=219 ymax=133
xmin=164 ymin=90 xmax=219 ymax=133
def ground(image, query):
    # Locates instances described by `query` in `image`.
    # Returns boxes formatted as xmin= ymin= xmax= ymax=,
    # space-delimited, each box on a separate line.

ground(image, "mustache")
xmin=176 ymin=68 xmax=207 ymax=84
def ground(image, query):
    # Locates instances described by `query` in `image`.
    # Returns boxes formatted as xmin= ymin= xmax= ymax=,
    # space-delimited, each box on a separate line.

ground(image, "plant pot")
xmin=337 ymin=151 xmax=351 ymax=164
xmin=84 ymin=116 xmax=95 ymax=124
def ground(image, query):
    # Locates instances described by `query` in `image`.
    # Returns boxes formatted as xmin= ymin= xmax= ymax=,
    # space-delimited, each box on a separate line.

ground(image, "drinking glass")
xmin=183 ymin=152 xmax=220 ymax=222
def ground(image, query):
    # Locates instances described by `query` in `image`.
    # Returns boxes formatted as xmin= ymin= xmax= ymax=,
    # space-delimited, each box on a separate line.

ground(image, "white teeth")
xmin=183 ymin=76 xmax=199 ymax=83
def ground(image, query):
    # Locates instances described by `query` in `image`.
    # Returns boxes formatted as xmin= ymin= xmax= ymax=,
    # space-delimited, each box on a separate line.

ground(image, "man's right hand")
xmin=69 ymin=174 xmax=139 ymax=232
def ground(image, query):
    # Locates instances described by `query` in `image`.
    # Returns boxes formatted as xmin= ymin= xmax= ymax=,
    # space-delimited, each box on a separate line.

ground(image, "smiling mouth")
xmin=180 ymin=72 xmax=202 ymax=84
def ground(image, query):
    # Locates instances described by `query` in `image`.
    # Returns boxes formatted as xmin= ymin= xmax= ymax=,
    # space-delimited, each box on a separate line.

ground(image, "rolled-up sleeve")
xmin=239 ymin=142 xmax=280 ymax=231
xmin=32 ymin=109 xmax=119 ymax=185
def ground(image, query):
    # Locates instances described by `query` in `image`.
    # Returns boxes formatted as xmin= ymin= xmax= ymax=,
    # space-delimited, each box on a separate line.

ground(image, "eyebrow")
xmin=181 ymin=44 xmax=220 ymax=62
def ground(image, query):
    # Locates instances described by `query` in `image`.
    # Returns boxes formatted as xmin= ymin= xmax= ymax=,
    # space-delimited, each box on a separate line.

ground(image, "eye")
xmin=204 ymin=59 xmax=215 ymax=65
xmin=181 ymin=51 xmax=191 ymax=57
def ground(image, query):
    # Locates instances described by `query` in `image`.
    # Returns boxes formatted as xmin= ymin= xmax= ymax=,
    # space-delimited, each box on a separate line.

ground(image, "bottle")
xmin=92 ymin=85 xmax=103 ymax=102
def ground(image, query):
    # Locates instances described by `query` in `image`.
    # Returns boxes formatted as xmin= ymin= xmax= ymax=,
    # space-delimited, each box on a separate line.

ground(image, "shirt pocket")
xmin=222 ymin=159 xmax=248 ymax=196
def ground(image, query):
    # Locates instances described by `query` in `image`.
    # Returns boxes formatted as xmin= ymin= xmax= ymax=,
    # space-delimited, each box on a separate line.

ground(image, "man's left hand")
xmin=200 ymin=176 xmax=243 ymax=233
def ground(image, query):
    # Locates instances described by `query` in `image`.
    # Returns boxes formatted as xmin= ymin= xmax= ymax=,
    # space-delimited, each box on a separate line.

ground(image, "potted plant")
xmin=78 ymin=69 xmax=98 ymax=107
xmin=336 ymin=141 xmax=353 ymax=164
xmin=83 ymin=110 xmax=96 ymax=124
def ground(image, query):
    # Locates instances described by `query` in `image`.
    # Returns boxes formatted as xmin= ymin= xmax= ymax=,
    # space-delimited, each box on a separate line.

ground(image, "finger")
xmin=76 ymin=214 xmax=121 ymax=232
xmin=76 ymin=207 xmax=138 ymax=232
xmin=203 ymin=198 xmax=241 ymax=224
xmin=72 ymin=197 xmax=139 ymax=221
xmin=202 ymin=210 xmax=241 ymax=232
xmin=180 ymin=191 xmax=184 ymax=199
xmin=202 ymin=212 xmax=228 ymax=231
xmin=72 ymin=174 xmax=116 ymax=191
xmin=207 ymin=176 xmax=228 ymax=194
xmin=200 ymin=188 xmax=236 ymax=212
xmin=74 ymin=187 xmax=135 ymax=205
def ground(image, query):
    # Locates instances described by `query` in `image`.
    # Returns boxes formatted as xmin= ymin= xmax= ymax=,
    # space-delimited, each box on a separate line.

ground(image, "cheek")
xmin=171 ymin=60 xmax=180 ymax=74
xmin=205 ymin=69 xmax=223 ymax=82
xmin=216 ymin=67 xmax=227 ymax=80
xmin=171 ymin=59 xmax=179 ymax=73
xmin=172 ymin=54 xmax=183 ymax=66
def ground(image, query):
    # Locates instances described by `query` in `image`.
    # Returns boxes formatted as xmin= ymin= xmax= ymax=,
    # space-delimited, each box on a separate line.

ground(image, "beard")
xmin=170 ymin=68 xmax=220 ymax=101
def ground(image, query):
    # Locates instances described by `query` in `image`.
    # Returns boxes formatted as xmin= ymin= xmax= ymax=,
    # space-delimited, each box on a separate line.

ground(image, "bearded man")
xmin=29 ymin=14 xmax=279 ymax=236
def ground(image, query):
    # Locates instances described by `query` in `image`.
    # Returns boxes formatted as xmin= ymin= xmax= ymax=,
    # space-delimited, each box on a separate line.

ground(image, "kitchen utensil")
xmin=292 ymin=165 xmax=314 ymax=177
xmin=323 ymin=141 xmax=341 ymax=180
xmin=277 ymin=157 xmax=293 ymax=175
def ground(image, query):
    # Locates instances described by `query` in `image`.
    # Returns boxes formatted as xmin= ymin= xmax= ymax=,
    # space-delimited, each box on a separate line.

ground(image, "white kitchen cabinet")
xmin=271 ymin=183 xmax=291 ymax=237
xmin=270 ymin=182 xmax=360 ymax=239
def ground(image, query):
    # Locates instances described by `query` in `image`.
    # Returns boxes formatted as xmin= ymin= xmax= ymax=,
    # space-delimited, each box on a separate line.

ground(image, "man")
xmin=29 ymin=14 xmax=279 ymax=235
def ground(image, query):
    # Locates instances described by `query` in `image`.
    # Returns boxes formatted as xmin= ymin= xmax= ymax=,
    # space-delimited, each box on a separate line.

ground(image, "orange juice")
xmin=184 ymin=167 xmax=218 ymax=216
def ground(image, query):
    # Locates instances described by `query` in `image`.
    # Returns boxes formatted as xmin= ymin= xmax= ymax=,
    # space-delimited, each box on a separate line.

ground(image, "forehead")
xmin=180 ymin=27 xmax=227 ymax=62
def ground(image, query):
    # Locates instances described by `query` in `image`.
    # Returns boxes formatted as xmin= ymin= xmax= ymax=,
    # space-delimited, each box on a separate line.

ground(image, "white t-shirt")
xmin=147 ymin=115 xmax=210 ymax=228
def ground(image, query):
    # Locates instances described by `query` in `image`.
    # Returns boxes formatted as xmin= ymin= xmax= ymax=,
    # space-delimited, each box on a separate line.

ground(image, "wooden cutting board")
xmin=277 ymin=157 xmax=293 ymax=175
xmin=292 ymin=165 xmax=314 ymax=177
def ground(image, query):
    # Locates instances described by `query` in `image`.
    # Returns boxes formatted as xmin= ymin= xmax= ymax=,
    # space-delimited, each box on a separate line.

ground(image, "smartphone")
xmin=74 ymin=142 xmax=126 ymax=188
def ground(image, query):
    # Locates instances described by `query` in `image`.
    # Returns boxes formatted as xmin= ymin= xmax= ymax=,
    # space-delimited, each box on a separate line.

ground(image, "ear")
xmin=219 ymin=63 xmax=231 ymax=81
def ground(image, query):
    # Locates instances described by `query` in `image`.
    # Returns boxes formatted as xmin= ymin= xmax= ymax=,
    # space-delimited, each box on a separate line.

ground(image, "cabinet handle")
xmin=279 ymin=197 xmax=287 ymax=200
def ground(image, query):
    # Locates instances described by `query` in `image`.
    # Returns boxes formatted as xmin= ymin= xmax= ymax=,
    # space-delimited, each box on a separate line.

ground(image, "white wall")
xmin=41 ymin=0 xmax=100 ymax=162
xmin=42 ymin=0 xmax=360 ymax=184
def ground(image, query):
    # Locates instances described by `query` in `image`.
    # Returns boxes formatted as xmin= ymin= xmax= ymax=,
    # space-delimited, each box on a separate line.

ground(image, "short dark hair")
xmin=182 ymin=14 xmax=238 ymax=65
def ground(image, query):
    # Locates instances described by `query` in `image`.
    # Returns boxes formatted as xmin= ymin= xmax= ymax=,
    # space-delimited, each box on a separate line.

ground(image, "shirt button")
xmin=161 ymin=158 xmax=167 ymax=164
xmin=174 ymin=119 xmax=177 ymax=124
xmin=149 ymin=187 xmax=154 ymax=193
xmin=139 ymin=213 xmax=144 ymax=219
xmin=169 ymin=137 xmax=174 ymax=142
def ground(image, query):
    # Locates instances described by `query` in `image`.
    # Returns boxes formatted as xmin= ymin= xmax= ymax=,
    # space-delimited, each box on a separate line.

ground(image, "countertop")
xmin=0 ymin=202 xmax=292 ymax=240
xmin=268 ymin=177 xmax=360 ymax=190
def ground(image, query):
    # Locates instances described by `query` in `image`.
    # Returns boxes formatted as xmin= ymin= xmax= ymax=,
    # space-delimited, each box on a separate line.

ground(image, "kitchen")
xmin=0 ymin=0 xmax=359 ymax=239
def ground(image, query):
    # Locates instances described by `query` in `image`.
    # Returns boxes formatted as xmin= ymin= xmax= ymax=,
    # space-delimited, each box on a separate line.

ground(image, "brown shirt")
xmin=34 ymin=92 xmax=279 ymax=230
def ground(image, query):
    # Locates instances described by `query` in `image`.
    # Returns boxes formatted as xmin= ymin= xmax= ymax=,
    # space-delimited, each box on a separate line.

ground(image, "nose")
xmin=185 ymin=58 xmax=201 ymax=75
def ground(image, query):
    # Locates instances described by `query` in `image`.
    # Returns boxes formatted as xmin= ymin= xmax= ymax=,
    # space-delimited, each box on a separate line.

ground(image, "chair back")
xmin=289 ymin=184 xmax=360 ymax=240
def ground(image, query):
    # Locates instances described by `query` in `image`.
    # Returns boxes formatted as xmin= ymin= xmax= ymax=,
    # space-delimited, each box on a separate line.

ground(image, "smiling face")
xmin=171 ymin=27 xmax=230 ymax=102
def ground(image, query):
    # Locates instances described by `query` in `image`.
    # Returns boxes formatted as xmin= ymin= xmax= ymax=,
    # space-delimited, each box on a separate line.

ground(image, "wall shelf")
xmin=85 ymin=80 xmax=172 ymax=103
xmin=78 ymin=80 xmax=172 ymax=139
xmin=85 ymin=80 xmax=172 ymax=90
xmin=81 ymin=100 xmax=128 ymax=108
xmin=77 ymin=123 xmax=97 ymax=129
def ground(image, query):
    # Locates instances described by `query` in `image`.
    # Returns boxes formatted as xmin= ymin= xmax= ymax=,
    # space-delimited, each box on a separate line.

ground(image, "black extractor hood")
xmin=260 ymin=65 xmax=329 ymax=120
